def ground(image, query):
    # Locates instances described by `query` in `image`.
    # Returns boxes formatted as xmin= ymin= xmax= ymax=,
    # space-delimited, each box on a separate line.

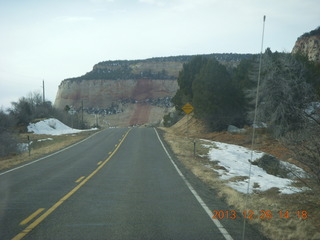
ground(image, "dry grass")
xmin=160 ymin=119 xmax=320 ymax=240
xmin=0 ymin=130 xmax=98 ymax=171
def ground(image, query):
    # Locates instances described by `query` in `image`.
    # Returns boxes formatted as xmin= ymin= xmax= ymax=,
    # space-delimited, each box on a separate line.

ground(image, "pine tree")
xmin=172 ymin=56 xmax=208 ymax=110
xmin=192 ymin=59 xmax=246 ymax=130
xmin=248 ymin=50 xmax=314 ymax=137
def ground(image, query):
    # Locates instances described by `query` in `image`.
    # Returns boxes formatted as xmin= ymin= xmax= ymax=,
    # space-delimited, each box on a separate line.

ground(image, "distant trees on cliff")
xmin=67 ymin=67 xmax=174 ymax=81
xmin=65 ymin=53 xmax=254 ymax=82
xmin=299 ymin=26 xmax=320 ymax=39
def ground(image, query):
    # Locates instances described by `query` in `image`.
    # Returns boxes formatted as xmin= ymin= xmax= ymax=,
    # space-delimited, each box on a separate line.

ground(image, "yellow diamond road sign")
xmin=182 ymin=103 xmax=194 ymax=114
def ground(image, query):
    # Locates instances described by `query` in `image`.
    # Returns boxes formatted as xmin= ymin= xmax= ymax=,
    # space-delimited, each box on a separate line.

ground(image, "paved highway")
xmin=0 ymin=128 xmax=266 ymax=240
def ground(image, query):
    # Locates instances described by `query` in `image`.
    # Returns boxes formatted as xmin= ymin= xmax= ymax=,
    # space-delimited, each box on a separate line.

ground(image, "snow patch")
xmin=28 ymin=118 xmax=97 ymax=136
xmin=17 ymin=143 xmax=29 ymax=152
xmin=203 ymin=140 xmax=307 ymax=194
xmin=37 ymin=138 xmax=53 ymax=142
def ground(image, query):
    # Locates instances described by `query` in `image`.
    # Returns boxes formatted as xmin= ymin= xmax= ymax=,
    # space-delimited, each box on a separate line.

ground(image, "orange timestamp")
xmin=212 ymin=210 xmax=308 ymax=220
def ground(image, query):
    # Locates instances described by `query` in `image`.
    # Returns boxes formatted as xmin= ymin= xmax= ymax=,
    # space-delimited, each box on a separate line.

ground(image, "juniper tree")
xmin=247 ymin=50 xmax=314 ymax=137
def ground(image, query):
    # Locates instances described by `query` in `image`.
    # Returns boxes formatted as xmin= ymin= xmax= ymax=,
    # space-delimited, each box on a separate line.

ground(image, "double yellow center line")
xmin=12 ymin=129 xmax=131 ymax=240
xmin=19 ymin=208 xmax=45 ymax=226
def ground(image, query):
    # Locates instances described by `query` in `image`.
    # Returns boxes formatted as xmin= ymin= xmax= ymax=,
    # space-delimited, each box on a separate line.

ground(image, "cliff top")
xmin=298 ymin=26 xmax=320 ymax=40
xmin=63 ymin=53 xmax=254 ymax=83
xmin=292 ymin=27 xmax=320 ymax=63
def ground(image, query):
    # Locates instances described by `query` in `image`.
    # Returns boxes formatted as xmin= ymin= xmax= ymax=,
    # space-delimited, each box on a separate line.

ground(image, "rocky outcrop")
xmin=53 ymin=54 xmax=254 ymax=126
xmin=292 ymin=27 xmax=320 ymax=63
xmin=54 ymin=79 xmax=178 ymax=109
xmin=54 ymin=54 xmax=253 ymax=110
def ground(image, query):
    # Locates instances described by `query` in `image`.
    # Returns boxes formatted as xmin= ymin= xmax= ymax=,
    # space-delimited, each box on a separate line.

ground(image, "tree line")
xmin=0 ymin=92 xmax=88 ymax=158
xmin=171 ymin=50 xmax=320 ymax=189
xmin=299 ymin=26 xmax=320 ymax=39
xmin=172 ymin=55 xmax=247 ymax=130
xmin=65 ymin=53 xmax=254 ymax=82
xmin=172 ymin=50 xmax=320 ymax=133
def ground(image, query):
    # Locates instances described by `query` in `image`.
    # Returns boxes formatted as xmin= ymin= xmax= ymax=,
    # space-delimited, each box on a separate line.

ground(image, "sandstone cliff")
xmin=54 ymin=79 xmax=178 ymax=109
xmin=54 ymin=54 xmax=252 ymax=110
xmin=292 ymin=27 xmax=320 ymax=63
xmin=54 ymin=54 xmax=253 ymax=126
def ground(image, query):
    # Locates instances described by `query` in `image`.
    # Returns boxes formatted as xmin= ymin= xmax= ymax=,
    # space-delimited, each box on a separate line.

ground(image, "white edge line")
xmin=0 ymin=130 xmax=103 ymax=177
xmin=154 ymin=128 xmax=233 ymax=240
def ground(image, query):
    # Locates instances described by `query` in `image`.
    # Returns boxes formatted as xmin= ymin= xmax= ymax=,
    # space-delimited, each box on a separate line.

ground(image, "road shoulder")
xmin=156 ymin=127 xmax=268 ymax=240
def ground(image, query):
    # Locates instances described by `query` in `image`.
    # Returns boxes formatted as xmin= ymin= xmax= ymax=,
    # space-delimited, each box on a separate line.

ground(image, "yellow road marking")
xmin=75 ymin=176 xmax=85 ymax=183
xmin=108 ymin=152 xmax=112 ymax=155
xmin=97 ymin=161 xmax=102 ymax=165
xmin=19 ymin=208 xmax=45 ymax=226
xmin=12 ymin=129 xmax=131 ymax=240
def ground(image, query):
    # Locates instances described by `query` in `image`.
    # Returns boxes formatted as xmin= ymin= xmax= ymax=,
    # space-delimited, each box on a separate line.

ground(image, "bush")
xmin=163 ymin=110 xmax=181 ymax=127
xmin=247 ymin=50 xmax=315 ymax=137
xmin=0 ymin=109 xmax=17 ymax=157
xmin=0 ymin=131 xmax=18 ymax=157
xmin=172 ymin=56 xmax=247 ymax=131
xmin=285 ymin=125 xmax=320 ymax=191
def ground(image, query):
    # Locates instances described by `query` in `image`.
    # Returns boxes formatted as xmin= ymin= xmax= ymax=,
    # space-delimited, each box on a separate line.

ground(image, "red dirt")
xmin=128 ymin=79 xmax=154 ymax=125
xmin=132 ymin=79 xmax=154 ymax=101
xmin=129 ymin=104 xmax=151 ymax=125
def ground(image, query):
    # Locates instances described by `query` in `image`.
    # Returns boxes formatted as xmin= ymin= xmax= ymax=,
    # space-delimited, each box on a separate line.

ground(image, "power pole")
xmin=42 ymin=80 xmax=45 ymax=103
xmin=242 ymin=15 xmax=266 ymax=240
xmin=81 ymin=100 xmax=84 ymax=128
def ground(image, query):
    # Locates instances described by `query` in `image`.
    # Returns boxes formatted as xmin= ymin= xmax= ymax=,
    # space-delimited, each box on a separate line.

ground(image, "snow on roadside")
xmin=37 ymin=138 xmax=53 ymax=142
xmin=17 ymin=143 xmax=29 ymax=152
xmin=28 ymin=118 xmax=97 ymax=136
xmin=203 ymin=140 xmax=307 ymax=194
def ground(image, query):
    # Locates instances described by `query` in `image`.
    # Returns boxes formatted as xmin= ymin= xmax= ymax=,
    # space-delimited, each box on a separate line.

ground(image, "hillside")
xmin=292 ymin=26 xmax=320 ymax=63
xmin=54 ymin=53 xmax=253 ymax=126
xmin=161 ymin=114 xmax=320 ymax=240
xmin=63 ymin=54 xmax=253 ymax=82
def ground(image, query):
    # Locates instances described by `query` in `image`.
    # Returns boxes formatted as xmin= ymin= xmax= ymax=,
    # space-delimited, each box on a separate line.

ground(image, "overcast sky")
xmin=0 ymin=0 xmax=319 ymax=109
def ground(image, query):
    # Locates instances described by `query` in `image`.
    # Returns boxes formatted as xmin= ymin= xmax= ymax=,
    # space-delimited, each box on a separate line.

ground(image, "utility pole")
xmin=242 ymin=15 xmax=266 ymax=240
xmin=42 ymin=80 xmax=45 ymax=103
xmin=81 ymin=100 xmax=84 ymax=128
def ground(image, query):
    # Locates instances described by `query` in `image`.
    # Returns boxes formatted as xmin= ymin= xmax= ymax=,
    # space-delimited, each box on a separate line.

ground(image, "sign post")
xmin=182 ymin=103 xmax=195 ymax=158
xmin=182 ymin=103 xmax=194 ymax=134
xmin=27 ymin=135 xmax=31 ymax=156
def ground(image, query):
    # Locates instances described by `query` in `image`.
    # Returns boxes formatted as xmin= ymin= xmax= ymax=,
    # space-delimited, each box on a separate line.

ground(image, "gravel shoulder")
xmin=158 ymin=122 xmax=320 ymax=240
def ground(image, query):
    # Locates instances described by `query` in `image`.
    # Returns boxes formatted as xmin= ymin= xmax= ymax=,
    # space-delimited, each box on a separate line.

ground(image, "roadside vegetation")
xmin=164 ymin=39 xmax=320 ymax=238
xmin=161 ymin=116 xmax=320 ymax=240
xmin=0 ymin=131 xmax=93 ymax=171
xmin=168 ymin=48 xmax=320 ymax=193
xmin=0 ymin=92 xmax=92 ymax=166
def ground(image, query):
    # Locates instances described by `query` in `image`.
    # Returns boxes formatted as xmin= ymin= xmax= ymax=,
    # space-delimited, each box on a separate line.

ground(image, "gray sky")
xmin=0 ymin=0 xmax=319 ymax=109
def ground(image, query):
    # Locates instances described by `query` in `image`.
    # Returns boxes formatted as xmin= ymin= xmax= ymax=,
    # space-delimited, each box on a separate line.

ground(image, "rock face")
xmin=54 ymin=54 xmax=253 ymax=126
xmin=292 ymin=27 xmax=320 ymax=63
xmin=54 ymin=79 xmax=178 ymax=109
xmin=54 ymin=54 xmax=253 ymax=110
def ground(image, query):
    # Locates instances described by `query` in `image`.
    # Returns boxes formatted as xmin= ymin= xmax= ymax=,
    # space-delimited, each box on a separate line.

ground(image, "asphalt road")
xmin=0 ymin=128 xmax=267 ymax=240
